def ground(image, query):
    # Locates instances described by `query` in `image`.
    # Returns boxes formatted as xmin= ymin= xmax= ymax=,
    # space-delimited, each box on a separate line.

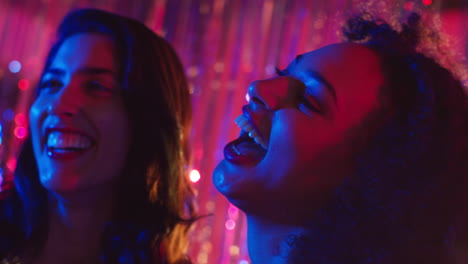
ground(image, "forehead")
xmin=50 ymin=33 xmax=116 ymax=71
xmin=289 ymin=43 xmax=383 ymax=80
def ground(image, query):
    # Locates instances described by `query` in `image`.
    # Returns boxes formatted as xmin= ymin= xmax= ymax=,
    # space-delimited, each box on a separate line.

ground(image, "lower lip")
xmin=224 ymin=141 xmax=264 ymax=166
xmin=46 ymin=147 xmax=93 ymax=160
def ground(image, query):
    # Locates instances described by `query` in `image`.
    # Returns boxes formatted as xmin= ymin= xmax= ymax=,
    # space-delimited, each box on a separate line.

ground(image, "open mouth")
xmin=45 ymin=129 xmax=95 ymax=158
xmin=223 ymin=115 xmax=268 ymax=165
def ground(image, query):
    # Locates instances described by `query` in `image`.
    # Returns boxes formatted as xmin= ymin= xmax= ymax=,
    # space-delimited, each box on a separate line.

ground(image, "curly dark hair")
xmin=0 ymin=8 xmax=196 ymax=264
xmin=283 ymin=13 xmax=468 ymax=264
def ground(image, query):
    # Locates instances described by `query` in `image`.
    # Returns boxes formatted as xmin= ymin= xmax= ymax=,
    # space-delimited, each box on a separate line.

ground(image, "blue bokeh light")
xmin=8 ymin=60 xmax=21 ymax=73
xmin=2 ymin=109 xmax=15 ymax=121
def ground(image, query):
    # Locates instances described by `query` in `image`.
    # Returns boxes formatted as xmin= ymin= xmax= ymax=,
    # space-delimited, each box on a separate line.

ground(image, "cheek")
xmin=95 ymin=106 xmax=131 ymax=153
xmin=29 ymin=99 xmax=45 ymax=149
xmin=275 ymin=114 xmax=335 ymax=161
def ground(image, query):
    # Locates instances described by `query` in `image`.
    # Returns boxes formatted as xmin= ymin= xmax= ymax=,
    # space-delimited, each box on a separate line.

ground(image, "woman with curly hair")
xmin=0 ymin=8 xmax=196 ymax=264
xmin=213 ymin=13 xmax=467 ymax=264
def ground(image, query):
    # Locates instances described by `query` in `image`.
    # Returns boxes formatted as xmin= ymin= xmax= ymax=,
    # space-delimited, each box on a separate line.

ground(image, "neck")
xmin=35 ymin=187 xmax=116 ymax=264
xmin=48 ymin=187 xmax=116 ymax=239
xmin=246 ymin=214 xmax=310 ymax=264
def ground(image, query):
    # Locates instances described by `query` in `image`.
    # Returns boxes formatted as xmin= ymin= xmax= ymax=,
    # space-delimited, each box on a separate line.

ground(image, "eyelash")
xmin=86 ymin=81 xmax=112 ymax=92
xmin=275 ymin=67 xmax=321 ymax=113
xmin=39 ymin=79 xmax=62 ymax=92
xmin=38 ymin=79 xmax=113 ymax=95
xmin=300 ymin=93 xmax=321 ymax=113
xmin=275 ymin=67 xmax=288 ymax=76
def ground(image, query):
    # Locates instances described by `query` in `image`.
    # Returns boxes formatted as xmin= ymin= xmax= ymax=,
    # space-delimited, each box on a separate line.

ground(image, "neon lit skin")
xmin=214 ymin=43 xmax=384 ymax=215
xmin=29 ymin=34 xmax=130 ymax=195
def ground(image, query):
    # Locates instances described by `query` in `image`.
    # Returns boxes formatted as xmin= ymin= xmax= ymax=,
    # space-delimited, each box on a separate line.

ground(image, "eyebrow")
xmin=304 ymin=70 xmax=338 ymax=104
xmin=44 ymin=67 xmax=115 ymax=76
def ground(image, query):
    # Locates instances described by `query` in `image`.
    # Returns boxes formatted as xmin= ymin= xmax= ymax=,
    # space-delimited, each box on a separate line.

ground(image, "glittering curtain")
xmin=0 ymin=0 xmax=466 ymax=263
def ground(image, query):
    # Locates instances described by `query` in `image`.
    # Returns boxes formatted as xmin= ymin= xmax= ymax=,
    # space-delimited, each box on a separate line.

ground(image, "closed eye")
xmin=85 ymin=80 xmax=115 ymax=96
xmin=299 ymin=92 xmax=322 ymax=114
xmin=275 ymin=67 xmax=288 ymax=76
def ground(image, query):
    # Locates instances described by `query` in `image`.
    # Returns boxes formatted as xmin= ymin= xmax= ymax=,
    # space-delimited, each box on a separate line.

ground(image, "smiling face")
xmin=213 ymin=43 xmax=385 ymax=213
xmin=29 ymin=33 xmax=130 ymax=195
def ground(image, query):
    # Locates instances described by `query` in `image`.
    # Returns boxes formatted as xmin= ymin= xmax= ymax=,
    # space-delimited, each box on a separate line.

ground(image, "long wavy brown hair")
xmin=0 ymin=8 xmax=196 ymax=264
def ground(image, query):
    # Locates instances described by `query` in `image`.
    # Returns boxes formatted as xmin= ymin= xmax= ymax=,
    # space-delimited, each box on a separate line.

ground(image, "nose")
xmin=46 ymin=82 xmax=80 ymax=117
xmin=247 ymin=76 xmax=302 ymax=111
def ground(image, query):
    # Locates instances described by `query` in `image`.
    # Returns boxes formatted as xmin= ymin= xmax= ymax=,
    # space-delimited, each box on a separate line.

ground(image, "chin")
xmin=41 ymin=180 xmax=80 ymax=194
xmin=213 ymin=160 xmax=280 ymax=215
xmin=213 ymin=160 xmax=259 ymax=200
xmin=39 ymin=172 xmax=81 ymax=192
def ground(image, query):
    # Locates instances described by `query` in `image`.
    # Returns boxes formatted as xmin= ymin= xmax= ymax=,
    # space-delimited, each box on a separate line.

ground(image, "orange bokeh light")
xmin=189 ymin=169 xmax=201 ymax=183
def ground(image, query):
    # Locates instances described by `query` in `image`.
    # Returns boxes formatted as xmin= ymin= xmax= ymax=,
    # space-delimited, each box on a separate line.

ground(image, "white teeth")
xmin=234 ymin=115 xmax=268 ymax=149
xmin=47 ymin=131 xmax=92 ymax=149
xmin=235 ymin=115 xmax=248 ymax=126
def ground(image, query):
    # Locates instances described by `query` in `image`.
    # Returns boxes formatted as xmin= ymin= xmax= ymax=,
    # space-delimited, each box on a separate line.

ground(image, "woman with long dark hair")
xmin=214 ymin=13 xmax=467 ymax=264
xmin=0 ymin=8 xmax=195 ymax=264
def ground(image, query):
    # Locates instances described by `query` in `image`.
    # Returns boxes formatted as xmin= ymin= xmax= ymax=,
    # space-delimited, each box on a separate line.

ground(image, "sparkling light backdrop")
xmin=0 ymin=0 xmax=466 ymax=263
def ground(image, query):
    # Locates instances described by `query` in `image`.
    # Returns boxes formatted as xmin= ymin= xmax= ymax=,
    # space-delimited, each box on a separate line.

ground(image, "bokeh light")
xmin=187 ymin=66 xmax=200 ymax=77
xmin=14 ymin=113 xmax=27 ymax=125
xmin=228 ymin=205 xmax=239 ymax=219
xmin=422 ymin=0 xmax=432 ymax=5
xmin=6 ymin=158 xmax=17 ymax=172
xmin=18 ymin=79 xmax=30 ymax=90
xmin=225 ymin=219 xmax=236 ymax=230
xmin=229 ymin=245 xmax=240 ymax=256
xmin=8 ymin=60 xmax=21 ymax=73
xmin=245 ymin=93 xmax=250 ymax=102
xmin=189 ymin=169 xmax=201 ymax=183
xmin=3 ymin=109 xmax=15 ymax=122
xmin=403 ymin=1 xmax=414 ymax=10
xmin=239 ymin=260 xmax=250 ymax=264
xmin=14 ymin=126 xmax=27 ymax=139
